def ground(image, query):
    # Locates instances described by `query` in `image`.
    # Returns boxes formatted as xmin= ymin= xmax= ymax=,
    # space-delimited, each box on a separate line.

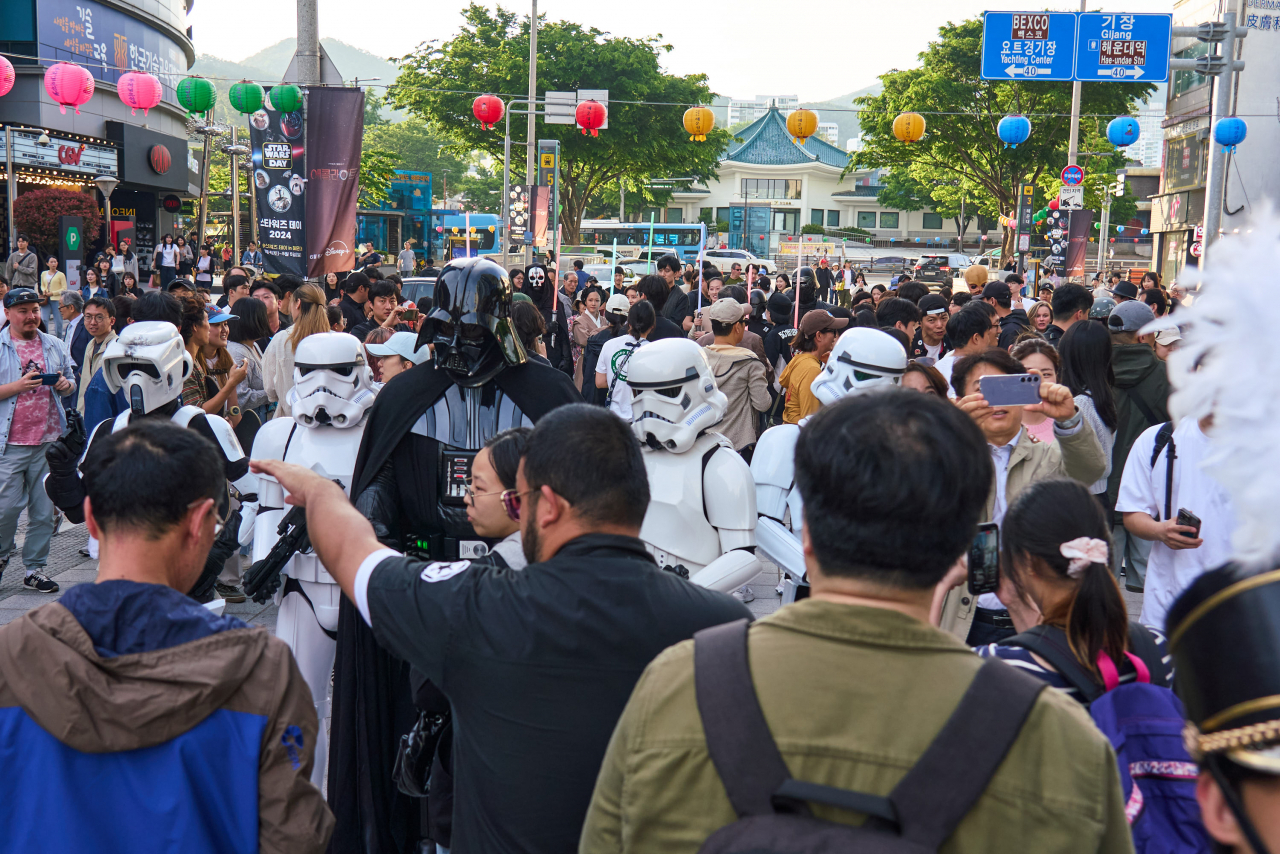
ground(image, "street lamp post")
xmin=222 ymin=131 xmax=251 ymax=268
xmin=1095 ymin=177 xmax=1125 ymax=276
xmin=93 ymin=175 xmax=120 ymax=251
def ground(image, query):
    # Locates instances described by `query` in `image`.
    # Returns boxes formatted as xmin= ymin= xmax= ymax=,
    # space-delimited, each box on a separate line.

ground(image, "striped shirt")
xmin=975 ymin=626 xmax=1173 ymax=702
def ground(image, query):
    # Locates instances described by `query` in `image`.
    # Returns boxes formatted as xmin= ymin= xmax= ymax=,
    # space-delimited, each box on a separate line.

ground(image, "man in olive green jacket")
xmin=580 ymin=391 xmax=1132 ymax=854
xmin=938 ymin=348 xmax=1107 ymax=641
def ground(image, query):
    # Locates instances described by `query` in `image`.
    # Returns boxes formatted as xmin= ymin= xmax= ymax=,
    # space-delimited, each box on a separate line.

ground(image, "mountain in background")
xmin=189 ymin=38 xmax=403 ymax=120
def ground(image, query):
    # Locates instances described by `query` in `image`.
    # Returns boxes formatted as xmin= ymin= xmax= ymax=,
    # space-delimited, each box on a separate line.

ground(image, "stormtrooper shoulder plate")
xmin=752 ymin=424 xmax=800 ymax=524
xmin=247 ymin=416 xmax=294 ymax=461
xmin=173 ymin=406 xmax=245 ymax=462
xmin=703 ymin=435 xmax=758 ymax=533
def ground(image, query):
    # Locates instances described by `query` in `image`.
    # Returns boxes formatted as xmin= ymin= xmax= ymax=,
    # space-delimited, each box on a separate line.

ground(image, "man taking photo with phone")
xmin=350 ymin=280 xmax=413 ymax=342
xmin=0 ymin=288 xmax=76 ymax=592
xmin=937 ymin=347 xmax=1105 ymax=644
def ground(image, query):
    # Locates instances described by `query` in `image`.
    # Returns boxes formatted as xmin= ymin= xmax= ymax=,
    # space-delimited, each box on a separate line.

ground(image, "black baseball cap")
xmin=981 ymin=281 xmax=1012 ymax=301
xmin=919 ymin=294 xmax=948 ymax=315
xmin=3 ymin=288 xmax=40 ymax=308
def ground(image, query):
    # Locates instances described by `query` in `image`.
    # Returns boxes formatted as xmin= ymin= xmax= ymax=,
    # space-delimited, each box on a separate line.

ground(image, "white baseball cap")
xmin=365 ymin=331 xmax=430 ymax=364
xmin=605 ymin=293 xmax=631 ymax=315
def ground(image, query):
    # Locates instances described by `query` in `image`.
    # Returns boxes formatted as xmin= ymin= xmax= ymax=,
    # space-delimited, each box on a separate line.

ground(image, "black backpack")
xmin=693 ymin=619 xmax=1046 ymax=853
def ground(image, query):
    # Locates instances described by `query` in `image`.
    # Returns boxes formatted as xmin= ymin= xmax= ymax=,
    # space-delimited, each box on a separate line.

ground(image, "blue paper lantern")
xmin=914 ymin=238 xmax=920 ymax=243
xmin=1215 ymin=117 xmax=1247 ymax=152
xmin=997 ymin=114 xmax=1032 ymax=149
xmin=1141 ymin=228 xmax=1149 ymax=235
xmin=1106 ymin=116 xmax=1141 ymax=148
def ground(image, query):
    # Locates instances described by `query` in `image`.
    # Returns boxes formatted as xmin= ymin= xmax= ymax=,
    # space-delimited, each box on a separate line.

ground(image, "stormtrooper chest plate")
xmin=638 ymin=433 xmax=726 ymax=572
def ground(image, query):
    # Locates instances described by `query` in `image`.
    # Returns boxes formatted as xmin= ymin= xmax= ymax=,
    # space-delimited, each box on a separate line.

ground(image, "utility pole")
xmin=1066 ymin=0 xmax=1086 ymax=166
xmin=524 ymin=0 xmax=538 ymax=266
xmin=296 ymin=0 xmax=321 ymax=86
xmin=1200 ymin=4 xmax=1241 ymax=260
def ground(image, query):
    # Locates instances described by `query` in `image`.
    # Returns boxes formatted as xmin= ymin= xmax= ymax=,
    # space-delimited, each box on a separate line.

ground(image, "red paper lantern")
xmin=576 ymin=100 xmax=606 ymax=137
xmin=44 ymin=62 xmax=95 ymax=115
xmin=1048 ymin=197 xmax=1060 ymax=210
xmin=117 ymin=70 xmax=163 ymax=116
xmin=472 ymin=94 xmax=504 ymax=130
xmin=1110 ymin=237 xmax=1116 ymax=243
xmin=0 ymin=56 xmax=14 ymax=98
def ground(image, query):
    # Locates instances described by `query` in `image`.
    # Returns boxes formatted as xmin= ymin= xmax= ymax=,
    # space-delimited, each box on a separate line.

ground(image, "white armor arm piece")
xmin=689 ymin=446 xmax=762 ymax=593
xmin=749 ymin=424 xmax=806 ymax=582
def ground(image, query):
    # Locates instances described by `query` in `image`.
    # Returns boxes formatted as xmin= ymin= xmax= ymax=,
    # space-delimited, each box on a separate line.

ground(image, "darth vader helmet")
xmin=425 ymin=256 xmax=526 ymax=387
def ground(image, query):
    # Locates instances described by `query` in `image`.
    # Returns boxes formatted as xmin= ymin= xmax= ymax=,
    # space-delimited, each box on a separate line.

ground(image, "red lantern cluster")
xmin=576 ymin=100 xmax=606 ymax=137
xmin=472 ymin=94 xmax=504 ymax=130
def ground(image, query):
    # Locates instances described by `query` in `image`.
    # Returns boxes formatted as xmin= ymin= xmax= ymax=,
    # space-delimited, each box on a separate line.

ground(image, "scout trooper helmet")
xmin=288 ymin=332 xmax=376 ymax=428
xmin=626 ymin=338 xmax=727 ymax=453
xmin=810 ymin=327 xmax=907 ymax=405
xmin=101 ymin=321 xmax=192 ymax=416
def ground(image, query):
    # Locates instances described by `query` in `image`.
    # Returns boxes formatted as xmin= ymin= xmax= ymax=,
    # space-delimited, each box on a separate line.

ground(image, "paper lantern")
xmin=893 ymin=112 xmax=926 ymax=144
xmin=1214 ymin=117 xmax=1247 ymax=153
xmin=576 ymin=100 xmax=607 ymax=137
xmin=683 ymin=106 xmax=715 ymax=141
xmin=229 ymin=80 xmax=265 ymax=115
xmin=1106 ymin=116 xmax=1140 ymax=148
xmin=1049 ymin=197 xmax=1059 ymax=210
xmin=1116 ymin=225 xmax=1125 ymax=233
xmin=269 ymin=83 xmax=303 ymax=113
xmin=997 ymin=114 xmax=1031 ymax=148
xmin=117 ymin=70 xmax=163 ymax=116
xmin=1141 ymin=228 xmax=1150 ymax=235
xmin=1110 ymin=238 xmax=1116 ymax=243
xmin=472 ymin=94 xmax=504 ymax=129
xmin=786 ymin=108 xmax=818 ymax=145
xmin=0 ymin=55 xmax=14 ymax=98
xmin=177 ymin=76 xmax=216 ymax=117
xmin=44 ymin=62 xmax=94 ymax=115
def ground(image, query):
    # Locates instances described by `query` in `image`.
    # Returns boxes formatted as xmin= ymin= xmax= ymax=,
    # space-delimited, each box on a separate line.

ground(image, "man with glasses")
xmin=75 ymin=297 xmax=116 ymax=415
xmin=251 ymin=403 xmax=748 ymax=854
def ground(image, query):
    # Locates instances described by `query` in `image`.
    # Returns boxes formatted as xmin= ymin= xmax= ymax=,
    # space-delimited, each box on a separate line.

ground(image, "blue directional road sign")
xmin=1076 ymin=13 xmax=1172 ymax=82
xmin=981 ymin=12 xmax=1078 ymax=81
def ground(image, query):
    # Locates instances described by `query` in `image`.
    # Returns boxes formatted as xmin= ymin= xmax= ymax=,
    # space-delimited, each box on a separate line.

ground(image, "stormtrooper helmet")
xmin=427 ymin=256 xmax=526 ymax=387
xmin=625 ymin=339 xmax=727 ymax=453
xmin=102 ymin=321 xmax=192 ymax=416
xmin=810 ymin=327 xmax=907 ymax=406
xmin=288 ymin=332 xmax=376 ymax=428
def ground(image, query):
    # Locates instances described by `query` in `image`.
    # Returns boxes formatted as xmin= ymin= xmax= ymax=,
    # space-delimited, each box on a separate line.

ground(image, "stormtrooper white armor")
xmin=43 ymin=321 xmax=257 ymax=613
xmin=626 ymin=338 xmax=761 ymax=593
xmin=250 ymin=333 xmax=377 ymax=787
xmin=751 ymin=328 xmax=907 ymax=602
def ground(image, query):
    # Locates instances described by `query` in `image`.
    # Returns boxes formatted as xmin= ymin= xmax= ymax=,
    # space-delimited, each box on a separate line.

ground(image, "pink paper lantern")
xmin=117 ymin=70 xmax=162 ymax=116
xmin=0 ymin=56 xmax=14 ymax=98
xmin=44 ymin=62 xmax=95 ymax=114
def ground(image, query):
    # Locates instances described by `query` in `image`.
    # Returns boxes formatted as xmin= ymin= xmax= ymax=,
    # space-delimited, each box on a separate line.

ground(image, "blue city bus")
xmin=357 ymin=170 xmax=433 ymax=261
xmin=576 ymin=220 xmax=705 ymax=262
xmin=430 ymin=213 xmax=502 ymax=260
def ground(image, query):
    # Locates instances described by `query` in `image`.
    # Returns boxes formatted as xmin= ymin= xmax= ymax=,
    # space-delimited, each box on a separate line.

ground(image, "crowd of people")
xmin=0 ymin=229 xmax=1275 ymax=854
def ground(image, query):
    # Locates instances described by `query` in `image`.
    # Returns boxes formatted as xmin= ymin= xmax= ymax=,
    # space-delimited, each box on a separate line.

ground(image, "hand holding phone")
xmin=967 ymin=523 xmax=1000 ymax=596
xmin=979 ymin=373 xmax=1042 ymax=407
xmin=402 ymin=307 xmax=419 ymax=322
xmin=37 ymin=373 xmax=61 ymax=386
xmin=1176 ymin=508 xmax=1202 ymax=538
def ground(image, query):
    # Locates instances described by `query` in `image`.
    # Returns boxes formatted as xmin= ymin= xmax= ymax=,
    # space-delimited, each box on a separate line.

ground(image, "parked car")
xmin=616 ymin=258 xmax=657 ymax=280
xmin=965 ymin=253 xmax=1014 ymax=282
xmin=704 ymin=248 xmax=778 ymax=274
xmin=864 ymin=255 xmax=914 ymax=274
xmin=912 ymin=253 xmax=970 ymax=285
xmin=399 ymin=276 xmax=437 ymax=308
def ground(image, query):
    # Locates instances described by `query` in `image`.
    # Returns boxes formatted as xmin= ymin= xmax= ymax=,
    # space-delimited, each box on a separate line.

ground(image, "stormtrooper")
xmin=248 ymin=332 xmax=376 ymax=787
xmin=625 ymin=338 xmax=762 ymax=593
xmin=43 ymin=321 xmax=256 ymax=605
xmin=328 ymin=255 xmax=581 ymax=853
xmin=752 ymin=327 xmax=906 ymax=602
xmin=521 ymin=261 xmax=572 ymax=372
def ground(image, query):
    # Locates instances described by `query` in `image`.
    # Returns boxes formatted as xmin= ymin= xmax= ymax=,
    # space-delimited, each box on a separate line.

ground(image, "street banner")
xmin=249 ymin=89 xmax=307 ymax=276
xmin=305 ymin=87 xmax=364 ymax=277
xmin=1066 ymin=210 xmax=1093 ymax=277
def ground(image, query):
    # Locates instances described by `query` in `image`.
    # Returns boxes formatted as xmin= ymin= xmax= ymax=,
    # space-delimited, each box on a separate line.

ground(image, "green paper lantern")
xmin=269 ymin=83 xmax=303 ymax=113
xmin=176 ymin=76 xmax=216 ymax=118
xmin=228 ymin=79 xmax=265 ymax=115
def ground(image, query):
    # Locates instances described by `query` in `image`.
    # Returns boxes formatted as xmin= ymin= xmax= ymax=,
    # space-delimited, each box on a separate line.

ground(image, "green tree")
xmin=387 ymin=4 xmax=729 ymax=244
xmin=362 ymin=117 xmax=472 ymax=199
xmin=358 ymin=148 xmax=400 ymax=207
xmin=852 ymin=17 xmax=1153 ymax=260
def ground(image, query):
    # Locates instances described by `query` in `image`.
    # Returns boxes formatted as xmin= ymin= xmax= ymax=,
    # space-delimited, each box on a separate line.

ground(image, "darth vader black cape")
xmin=327 ymin=358 xmax=581 ymax=854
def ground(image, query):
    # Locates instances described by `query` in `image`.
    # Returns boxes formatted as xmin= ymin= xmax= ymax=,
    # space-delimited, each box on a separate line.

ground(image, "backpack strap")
xmin=888 ymin=659 xmax=1046 ymax=850
xmin=1004 ymin=625 xmax=1105 ymax=702
xmin=1147 ymin=422 xmax=1176 ymax=521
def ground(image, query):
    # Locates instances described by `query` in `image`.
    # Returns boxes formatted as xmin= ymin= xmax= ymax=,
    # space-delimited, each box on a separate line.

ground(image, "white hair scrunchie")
xmin=1060 ymin=537 xmax=1109 ymax=578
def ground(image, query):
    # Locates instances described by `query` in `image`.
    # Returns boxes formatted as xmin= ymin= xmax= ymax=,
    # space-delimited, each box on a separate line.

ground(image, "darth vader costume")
xmin=327 ymin=256 xmax=580 ymax=853
xmin=520 ymin=262 xmax=573 ymax=375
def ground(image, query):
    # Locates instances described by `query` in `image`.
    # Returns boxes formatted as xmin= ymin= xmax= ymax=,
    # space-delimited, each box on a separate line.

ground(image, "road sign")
xmin=1061 ymin=164 xmax=1085 ymax=185
xmin=1076 ymin=13 xmax=1172 ymax=82
xmin=1190 ymin=241 xmax=1203 ymax=258
xmin=981 ymin=12 xmax=1077 ymax=80
xmin=1058 ymin=186 xmax=1085 ymax=210
xmin=1194 ymin=224 xmax=1205 ymax=241
xmin=1018 ymin=234 xmax=1031 ymax=252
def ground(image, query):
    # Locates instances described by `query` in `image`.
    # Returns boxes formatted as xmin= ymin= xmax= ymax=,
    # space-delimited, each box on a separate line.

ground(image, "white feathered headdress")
xmin=1143 ymin=209 xmax=1280 ymax=568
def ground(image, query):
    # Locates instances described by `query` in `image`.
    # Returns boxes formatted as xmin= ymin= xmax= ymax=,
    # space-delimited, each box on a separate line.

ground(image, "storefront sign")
xmin=1164 ymin=133 xmax=1204 ymax=192
xmin=38 ymin=0 xmax=186 ymax=104
xmin=149 ymin=145 xmax=171 ymax=174
xmin=161 ymin=194 xmax=182 ymax=212
xmin=104 ymin=122 xmax=187 ymax=193
xmin=0 ymin=130 xmax=119 ymax=177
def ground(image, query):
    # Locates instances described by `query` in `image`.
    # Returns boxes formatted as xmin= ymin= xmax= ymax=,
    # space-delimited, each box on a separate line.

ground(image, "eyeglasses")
xmin=188 ymin=497 xmax=230 ymax=535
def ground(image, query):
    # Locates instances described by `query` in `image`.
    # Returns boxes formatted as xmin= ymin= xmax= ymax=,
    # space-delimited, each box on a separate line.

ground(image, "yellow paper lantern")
xmin=683 ymin=106 xmax=715 ymax=141
xmin=893 ymin=112 xmax=926 ymax=144
xmin=786 ymin=108 xmax=819 ymax=145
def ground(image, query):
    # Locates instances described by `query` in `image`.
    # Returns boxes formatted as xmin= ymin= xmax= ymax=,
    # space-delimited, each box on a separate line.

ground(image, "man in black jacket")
xmin=1044 ymin=283 xmax=1093 ymax=346
xmin=253 ymin=403 xmax=748 ymax=854
xmin=983 ymin=281 xmax=1029 ymax=349
xmin=338 ymin=271 xmax=371 ymax=333
xmin=656 ymin=255 xmax=691 ymax=332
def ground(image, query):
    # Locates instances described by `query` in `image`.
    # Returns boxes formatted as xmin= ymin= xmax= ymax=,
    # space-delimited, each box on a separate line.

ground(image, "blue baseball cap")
xmin=206 ymin=305 xmax=233 ymax=323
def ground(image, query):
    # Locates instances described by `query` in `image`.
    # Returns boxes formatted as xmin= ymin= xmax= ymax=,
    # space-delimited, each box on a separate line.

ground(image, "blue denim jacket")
xmin=0 ymin=328 xmax=75 ymax=451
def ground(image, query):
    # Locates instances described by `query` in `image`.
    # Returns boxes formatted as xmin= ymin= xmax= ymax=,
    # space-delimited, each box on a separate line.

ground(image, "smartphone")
xmin=402 ymin=307 xmax=419 ymax=322
xmin=980 ymin=373 xmax=1042 ymax=406
xmin=1176 ymin=508 xmax=1202 ymax=538
xmin=37 ymin=373 xmax=61 ymax=386
xmin=967 ymin=523 xmax=1000 ymax=596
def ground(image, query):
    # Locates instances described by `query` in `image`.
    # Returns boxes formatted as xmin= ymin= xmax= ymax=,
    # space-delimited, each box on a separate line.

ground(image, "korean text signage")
xmin=304 ymin=87 xmax=364 ymax=277
xmin=981 ymin=11 xmax=1172 ymax=82
xmin=38 ymin=0 xmax=186 ymax=104
xmin=0 ymin=130 xmax=119 ymax=177
xmin=506 ymin=184 xmax=531 ymax=251
xmin=249 ymin=90 xmax=308 ymax=277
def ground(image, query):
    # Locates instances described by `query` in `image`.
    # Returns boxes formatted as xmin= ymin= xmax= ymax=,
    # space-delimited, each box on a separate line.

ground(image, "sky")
xmin=189 ymin=0 xmax=1178 ymax=103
